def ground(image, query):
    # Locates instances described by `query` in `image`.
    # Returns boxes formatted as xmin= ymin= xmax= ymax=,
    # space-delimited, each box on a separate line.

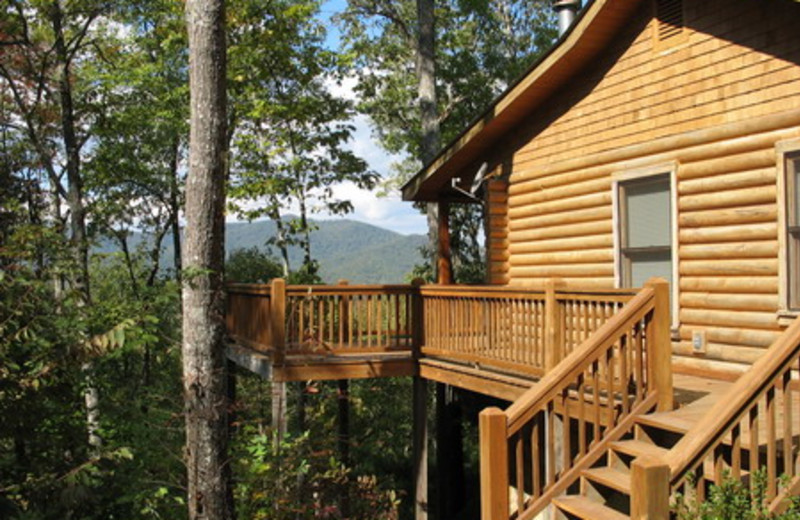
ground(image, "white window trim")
xmin=777 ymin=139 xmax=800 ymax=324
xmin=612 ymin=162 xmax=679 ymax=330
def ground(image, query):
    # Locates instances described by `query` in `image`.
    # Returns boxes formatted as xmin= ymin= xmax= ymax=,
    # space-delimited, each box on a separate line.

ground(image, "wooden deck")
xmin=225 ymin=280 xmax=640 ymax=400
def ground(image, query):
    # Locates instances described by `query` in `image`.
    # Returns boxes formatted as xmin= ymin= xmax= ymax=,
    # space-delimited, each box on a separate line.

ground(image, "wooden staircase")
xmin=552 ymin=406 xmax=691 ymax=519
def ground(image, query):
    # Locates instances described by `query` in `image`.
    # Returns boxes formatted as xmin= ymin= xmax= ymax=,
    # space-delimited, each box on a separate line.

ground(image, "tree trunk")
xmin=414 ymin=2 xmax=438 ymax=517
xmin=183 ymin=0 xmax=233 ymax=518
xmin=50 ymin=1 xmax=101 ymax=452
xmin=416 ymin=0 xmax=441 ymax=284
xmin=169 ymin=138 xmax=183 ymax=281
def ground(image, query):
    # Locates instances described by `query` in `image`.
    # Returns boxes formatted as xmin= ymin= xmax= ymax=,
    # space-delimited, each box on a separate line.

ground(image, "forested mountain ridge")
xmin=99 ymin=218 xmax=426 ymax=284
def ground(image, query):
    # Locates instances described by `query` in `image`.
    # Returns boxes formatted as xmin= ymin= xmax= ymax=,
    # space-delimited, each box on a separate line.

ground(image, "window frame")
xmin=613 ymin=163 xmax=679 ymax=329
xmin=777 ymin=140 xmax=800 ymax=317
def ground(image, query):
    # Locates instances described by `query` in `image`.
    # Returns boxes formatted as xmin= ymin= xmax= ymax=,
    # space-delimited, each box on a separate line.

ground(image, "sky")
xmin=229 ymin=0 xmax=428 ymax=236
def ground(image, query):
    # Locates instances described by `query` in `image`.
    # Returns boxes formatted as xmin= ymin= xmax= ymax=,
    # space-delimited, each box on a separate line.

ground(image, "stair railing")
xmin=660 ymin=316 xmax=800 ymax=514
xmin=479 ymin=278 xmax=672 ymax=520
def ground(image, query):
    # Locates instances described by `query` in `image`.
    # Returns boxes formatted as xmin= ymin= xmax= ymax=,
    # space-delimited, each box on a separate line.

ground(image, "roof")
xmin=401 ymin=0 xmax=645 ymax=202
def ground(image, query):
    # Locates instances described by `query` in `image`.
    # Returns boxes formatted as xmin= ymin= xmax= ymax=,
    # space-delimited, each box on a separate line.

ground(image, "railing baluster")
xmin=732 ymin=423 xmax=742 ymax=480
xmin=515 ymin=433 xmax=524 ymax=515
xmin=532 ymin=413 xmax=541 ymax=498
xmin=749 ymin=407 xmax=759 ymax=491
xmin=783 ymin=370 xmax=794 ymax=478
xmin=578 ymin=372 xmax=586 ymax=457
xmin=767 ymin=386 xmax=777 ymax=499
xmin=562 ymin=389 xmax=571 ymax=474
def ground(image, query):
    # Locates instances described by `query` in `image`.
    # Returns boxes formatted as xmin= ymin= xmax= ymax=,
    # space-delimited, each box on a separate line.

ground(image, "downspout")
xmin=554 ymin=0 xmax=581 ymax=36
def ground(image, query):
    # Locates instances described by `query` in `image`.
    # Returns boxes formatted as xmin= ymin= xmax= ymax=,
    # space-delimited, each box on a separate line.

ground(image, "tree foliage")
xmin=227 ymin=0 xmax=377 ymax=281
xmin=338 ymin=0 xmax=557 ymax=282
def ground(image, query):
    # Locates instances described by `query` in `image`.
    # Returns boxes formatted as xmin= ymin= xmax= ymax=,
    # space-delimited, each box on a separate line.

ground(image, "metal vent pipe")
xmin=554 ymin=0 xmax=581 ymax=36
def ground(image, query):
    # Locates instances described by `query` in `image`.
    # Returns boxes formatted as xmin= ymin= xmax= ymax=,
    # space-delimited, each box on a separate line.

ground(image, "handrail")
xmin=664 ymin=316 xmax=800 ymax=506
xmin=420 ymin=281 xmax=636 ymax=379
xmin=506 ymin=286 xmax=655 ymax=433
xmin=479 ymin=278 xmax=672 ymax=520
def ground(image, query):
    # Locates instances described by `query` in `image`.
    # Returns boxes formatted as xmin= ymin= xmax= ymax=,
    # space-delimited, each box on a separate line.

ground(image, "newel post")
xmin=544 ymin=278 xmax=565 ymax=371
xmin=411 ymin=278 xmax=425 ymax=358
xmin=630 ymin=456 xmax=671 ymax=519
xmin=645 ymin=277 xmax=673 ymax=412
xmin=270 ymin=278 xmax=286 ymax=366
xmin=479 ymin=407 xmax=509 ymax=520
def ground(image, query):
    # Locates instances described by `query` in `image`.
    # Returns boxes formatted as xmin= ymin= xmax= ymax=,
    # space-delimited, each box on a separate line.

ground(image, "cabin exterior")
xmin=403 ymin=0 xmax=800 ymax=381
xmin=226 ymin=0 xmax=800 ymax=518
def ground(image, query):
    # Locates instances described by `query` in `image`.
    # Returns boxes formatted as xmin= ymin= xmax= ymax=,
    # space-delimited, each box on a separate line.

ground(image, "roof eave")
xmin=401 ymin=0 xmax=644 ymax=202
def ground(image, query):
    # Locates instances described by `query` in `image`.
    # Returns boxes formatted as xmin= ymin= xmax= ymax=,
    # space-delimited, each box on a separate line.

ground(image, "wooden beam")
xmin=479 ymin=407 xmax=509 ymax=520
xmin=630 ymin=456 xmax=670 ymax=520
xmin=437 ymin=201 xmax=453 ymax=285
xmin=414 ymin=376 xmax=429 ymax=520
xmin=271 ymin=278 xmax=286 ymax=365
xmin=646 ymin=278 xmax=673 ymax=412
xmin=275 ymin=358 xmax=415 ymax=382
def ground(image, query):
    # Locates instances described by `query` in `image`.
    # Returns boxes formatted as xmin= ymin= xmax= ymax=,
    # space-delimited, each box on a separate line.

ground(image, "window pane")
xmin=626 ymin=177 xmax=671 ymax=248
xmin=628 ymin=250 xmax=672 ymax=288
xmin=793 ymin=160 xmax=800 ymax=224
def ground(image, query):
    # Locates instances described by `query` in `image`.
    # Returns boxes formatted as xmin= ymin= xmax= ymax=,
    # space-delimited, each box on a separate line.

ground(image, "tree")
xmin=87 ymin=0 xmax=189 ymax=285
xmin=227 ymin=0 xmax=377 ymax=282
xmin=338 ymin=0 xmax=557 ymax=282
xmin=182 ymin=0 xmax=233 ymax=517
xmin=226 ymin=247 xmax=283 ymax=284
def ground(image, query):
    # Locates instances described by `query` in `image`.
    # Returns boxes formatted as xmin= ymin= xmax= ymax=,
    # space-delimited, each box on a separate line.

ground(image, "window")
xmin=785 ymin=153 xmax=800 ymax=309
xmin=618 ymin=174 xmax=672 ymax=288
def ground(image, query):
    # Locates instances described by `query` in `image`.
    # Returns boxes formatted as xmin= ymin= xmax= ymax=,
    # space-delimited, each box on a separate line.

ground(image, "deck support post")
xmin=413 ymin=376 xmax=429 ymax=520
xmin=270 ymin=278 xmax=288 ymax=440
xmin=411 ymin=278 xmax=428 ymax=519
xmin=436 ymin=383 xmax=465 ymax=519
xmin=270 ymin=278 xmax=286 ymax=366
xmin=437 ymin=201 xmax=452 ymax=285
xmin=479 ymin=407 xmax=509 ymax=520
xmin=544 ymin=278 xmax=565 ymax=371
xmin=645 ymin=278 xmax=673 ymax=412
xmin=631 ymin=456 xmax=670 ymax=519
xmin=336 ymin=280 xmax=351 ymax=468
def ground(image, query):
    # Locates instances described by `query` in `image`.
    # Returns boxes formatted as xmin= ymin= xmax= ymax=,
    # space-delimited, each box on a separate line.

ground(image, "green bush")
xmin=673 ymin=470 xmax=800 ymax=520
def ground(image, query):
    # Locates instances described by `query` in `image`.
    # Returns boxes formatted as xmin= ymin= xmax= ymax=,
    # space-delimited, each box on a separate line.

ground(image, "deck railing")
xmin=478 ymin=279 xmax=672 ymax=520
xmin=226 ymin=279 xmax=419 ymax=362
xmin=227 ymin=279 xmax=639 ymax=374
xmin=226 ymin=283 xmax=274 ymax=352
xmin=651 ymin=316 xmax=800 ymax=515
xmin=284 ymin=282 xmax=418 ymax=356
xmin=420 ymin=282 xmax=636 ymax=379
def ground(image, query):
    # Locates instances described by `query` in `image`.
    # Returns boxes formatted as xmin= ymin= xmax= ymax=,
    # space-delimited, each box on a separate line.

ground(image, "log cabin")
xmin=226 ymin=0 xmax=800 ymax=518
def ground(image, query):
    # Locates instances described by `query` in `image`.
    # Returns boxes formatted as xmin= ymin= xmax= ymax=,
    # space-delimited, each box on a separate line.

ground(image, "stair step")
xmin=582 ymin=466 xmax=632 ymax=495
xmin=609 ymin=439 xmax=669 ymax=459
xmin=636 ymin=411 xmax=694 ymax=434
xmin=553 ymin=495 xmax=628 ymax=520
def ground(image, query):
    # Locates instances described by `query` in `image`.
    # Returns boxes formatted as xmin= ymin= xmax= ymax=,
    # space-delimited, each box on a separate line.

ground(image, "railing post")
xmin=544 ymin=278 xmax=565 ymax=371
xmin=645 ymin=277 xmax=673 ymax=412
xmin=631 ymin=456 xmax=670 ymax=520
xmin=338 ymin=279 xmax=350 ymax=348
xmin=270 ymin=278 xmax=286 ymax=366
xmin=411 ymin=278 xmax=425 ymax=359
xmin=480 ymin=407 xmax=509 ymax=520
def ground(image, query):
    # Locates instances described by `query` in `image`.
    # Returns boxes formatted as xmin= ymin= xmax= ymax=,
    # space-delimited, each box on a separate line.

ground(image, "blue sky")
xmin=313 ymin=0 xmax=428 ymax=235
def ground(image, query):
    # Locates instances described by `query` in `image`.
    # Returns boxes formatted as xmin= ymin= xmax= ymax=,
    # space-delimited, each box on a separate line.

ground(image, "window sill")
xmin=777 ymin=310 xmax=800 ymax=327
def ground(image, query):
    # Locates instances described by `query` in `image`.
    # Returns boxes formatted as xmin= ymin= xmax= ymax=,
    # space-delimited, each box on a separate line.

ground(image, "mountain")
xmin=101 ymin=218 xmax=426 ymax=284
xmin=226 ymin=219 xmax=426 ymax=283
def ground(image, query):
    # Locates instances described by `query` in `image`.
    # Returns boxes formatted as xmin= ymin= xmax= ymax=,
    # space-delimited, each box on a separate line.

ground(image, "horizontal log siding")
xmin=486 ymin=179 xmax=510 ymax=284
xmin=497 ymin=0 xmax=800 ymax=375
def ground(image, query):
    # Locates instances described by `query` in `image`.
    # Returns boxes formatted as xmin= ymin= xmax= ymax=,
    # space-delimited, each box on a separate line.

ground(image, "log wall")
xmin=485 ymin=178 xmax=510 ymax=284
xmin=485 ymin=0 xmax=800 ymax=377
